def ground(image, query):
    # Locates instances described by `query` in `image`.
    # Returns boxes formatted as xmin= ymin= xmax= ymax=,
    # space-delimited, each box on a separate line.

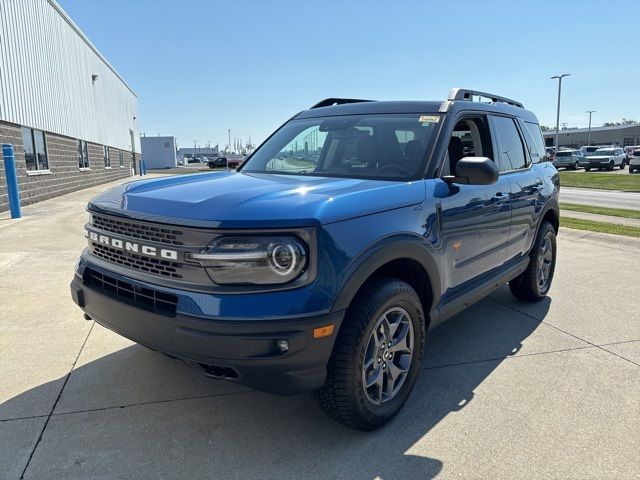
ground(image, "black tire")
xmin=573 ymin=161 xmax=579 ymax=170
xmin=317 ymin=277 xmax=425 ymax=431
xmin=608 ymin=161 xmax=614 ymax=171
xmin=620 ymin=162 xmax=625 ymax=170
xmin=509 ymin=221 xmax=557 ymax=302
xmin=585 ymin=167 xmax=591 ymax=172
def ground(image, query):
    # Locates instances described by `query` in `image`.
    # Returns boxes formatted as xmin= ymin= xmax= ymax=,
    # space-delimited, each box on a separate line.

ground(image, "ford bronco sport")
xmin=71 ymin=88 xmax=560 ymax=430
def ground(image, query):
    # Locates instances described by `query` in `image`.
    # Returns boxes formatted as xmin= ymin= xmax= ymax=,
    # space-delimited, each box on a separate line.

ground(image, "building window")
xmin=104 ymin=145 xmax=111 ymax=168
xmin=78 ymin=140 xmax=89 ymax=169
xmin=623 ymin=137 xmax=634 ymax=147
xmin=22 ymin=127 xmax=49 ymax=171
xmin=119 ymin=150 xmax=124 ymax=167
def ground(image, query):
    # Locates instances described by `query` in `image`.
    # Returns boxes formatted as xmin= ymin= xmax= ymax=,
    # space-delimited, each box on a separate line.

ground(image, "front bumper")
xmin=70 ymin=272 xmax=344 ymax=395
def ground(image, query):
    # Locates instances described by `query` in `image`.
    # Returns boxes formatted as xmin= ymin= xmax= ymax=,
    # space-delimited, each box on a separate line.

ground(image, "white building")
xmin=0 ymin=0 xmax=139 ymax=212
xmin=141 ymin=136 xmax=177 ymax=169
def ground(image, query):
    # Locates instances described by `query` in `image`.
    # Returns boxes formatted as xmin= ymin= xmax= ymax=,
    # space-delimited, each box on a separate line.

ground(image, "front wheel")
xmin=317 ymin=277 xmax=425 ymax=430
xmin=608 ymin=161 xmax=614 ymax=171
xmin=509 ymin=221 xmax=557 ymax=302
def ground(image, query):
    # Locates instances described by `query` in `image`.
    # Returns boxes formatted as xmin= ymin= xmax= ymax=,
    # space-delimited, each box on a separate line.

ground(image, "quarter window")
xmin=104 ymin=146 xmax=111 ymax=168
xmin=519 ymin=121 xmax=547 ymax=163
xmin=491 ymin=116 xmax=527 ymax=171
xmin=21 ymin=127 xmax=49 ymax=171
xmin=78 ymin=140 xmax=89 ymax=169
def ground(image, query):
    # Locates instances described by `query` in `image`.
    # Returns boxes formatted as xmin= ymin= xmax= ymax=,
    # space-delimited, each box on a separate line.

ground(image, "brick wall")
xmin=1 ymin=120 xmax=139 ymax=212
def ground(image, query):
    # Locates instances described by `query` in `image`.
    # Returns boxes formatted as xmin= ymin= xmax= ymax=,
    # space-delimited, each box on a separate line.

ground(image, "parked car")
xmin=186 ymin=157 xmax=201 ymax=164
xmin=71 ymin=88 xmax=559 ymax=430
xmin=226 ymin=157 xmax=243 ymax=169
xmin=629 ymin=149 xmax=640 ymax=173
xmin=552 ymin=149 xmax=581 ymax=170
xmin=584 ymin=147 xmax=626 ymax=171
xmin=207 ymin=157 xmax=228 ymax=169
xmin=624 ymin=145 xmax=640 ymax=165
xmin=579 ymin=145 xmax=600 ymax=157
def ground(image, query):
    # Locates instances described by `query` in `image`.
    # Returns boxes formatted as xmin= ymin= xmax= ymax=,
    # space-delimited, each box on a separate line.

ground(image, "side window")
xmin=442 ymin=117 xmax=493 ymax=177
xmin=491 ymin=116 xmax=527 ymax=171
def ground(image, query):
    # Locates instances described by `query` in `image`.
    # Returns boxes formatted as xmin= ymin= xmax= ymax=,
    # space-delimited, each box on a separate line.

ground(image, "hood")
xmin=589 ymin=155 xmax=614 ymax=160
xmin=88 ymin=171 xmax=426 ymax=228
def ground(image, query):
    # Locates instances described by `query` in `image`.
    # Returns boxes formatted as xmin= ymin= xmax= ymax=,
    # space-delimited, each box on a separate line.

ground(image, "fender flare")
xmin=331 ymin=238 xmax=441 ymax=313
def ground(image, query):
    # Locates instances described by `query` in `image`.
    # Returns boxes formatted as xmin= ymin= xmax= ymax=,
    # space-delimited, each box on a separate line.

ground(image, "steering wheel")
xmin=376 ymin=163 xmax=413 ymax=177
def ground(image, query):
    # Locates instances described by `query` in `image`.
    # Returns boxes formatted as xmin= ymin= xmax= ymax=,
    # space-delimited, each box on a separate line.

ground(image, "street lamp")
xmin=586 ymin=110 xmax=596 ymax=146
xmin=551 ymin=73 xmax=570 ymax=150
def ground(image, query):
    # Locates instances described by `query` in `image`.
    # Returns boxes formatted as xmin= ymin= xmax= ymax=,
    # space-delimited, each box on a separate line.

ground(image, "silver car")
xmin=552 ymin=150 xmax=582 ymax=170
xmin=584 ymin=147 xmax=626 ymax=171
xmin=629 ymin=149 xmax=640 ymax=174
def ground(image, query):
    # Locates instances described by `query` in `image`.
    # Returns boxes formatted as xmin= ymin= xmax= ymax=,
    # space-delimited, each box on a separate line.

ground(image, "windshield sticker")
xmin=419 ymin=115 xmax=440 ymax=124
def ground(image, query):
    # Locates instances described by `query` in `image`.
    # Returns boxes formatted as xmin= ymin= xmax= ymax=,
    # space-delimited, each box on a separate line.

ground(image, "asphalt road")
xmin=2 ymin=176 xmax=639 ymax=479
xmin=560 ymin=186 xmax=640 ymax=210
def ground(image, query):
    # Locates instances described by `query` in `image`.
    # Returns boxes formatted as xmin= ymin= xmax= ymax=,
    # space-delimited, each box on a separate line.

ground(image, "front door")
xmin=438 ymin=115 xmax=512 ymax=292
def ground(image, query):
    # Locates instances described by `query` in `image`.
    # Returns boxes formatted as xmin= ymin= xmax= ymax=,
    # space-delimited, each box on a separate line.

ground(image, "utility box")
xmin=141 ymin=136 xmax=177 ymax=169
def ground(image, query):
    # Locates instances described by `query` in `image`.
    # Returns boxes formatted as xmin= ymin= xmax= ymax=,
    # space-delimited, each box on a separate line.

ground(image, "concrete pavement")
xmin=1 ymin=177 xmax=639 ymax=479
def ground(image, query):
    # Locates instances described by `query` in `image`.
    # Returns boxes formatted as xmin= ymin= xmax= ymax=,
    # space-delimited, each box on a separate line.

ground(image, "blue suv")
xmin=71 ymin=88 xmax=559 ymax=430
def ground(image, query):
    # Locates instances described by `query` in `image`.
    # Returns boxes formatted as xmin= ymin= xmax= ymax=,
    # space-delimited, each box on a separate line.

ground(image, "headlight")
xmin=187 ymin=235 xmax=308 ymax=285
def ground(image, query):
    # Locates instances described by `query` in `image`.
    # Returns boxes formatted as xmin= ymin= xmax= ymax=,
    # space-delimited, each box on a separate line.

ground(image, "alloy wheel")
xmin=537 ymin=234 xmax=554 ymax=292
xmin=362 ymin=307 xmax=414 ymax=406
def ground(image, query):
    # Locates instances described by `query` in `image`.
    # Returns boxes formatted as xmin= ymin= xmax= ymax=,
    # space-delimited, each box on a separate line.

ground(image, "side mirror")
xmin=444 ymin=157 xmax=499 ymax=185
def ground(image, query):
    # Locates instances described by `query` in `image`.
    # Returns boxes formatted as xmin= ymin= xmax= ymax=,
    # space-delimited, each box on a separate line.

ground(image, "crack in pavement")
xmin=19 ymin=322 xmax=95 ymax=480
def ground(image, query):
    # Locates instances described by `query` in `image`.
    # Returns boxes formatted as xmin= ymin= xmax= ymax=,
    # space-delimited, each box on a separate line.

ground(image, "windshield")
xmin=595 ymin=149 xmax=614 ymax=156
xmin=555 ymin=151 xmax=572 ymax=157
xmin=633 ymin=150 xmax=640 ymax=157
xmin=241 ymin=114 xmax=441 ymax=180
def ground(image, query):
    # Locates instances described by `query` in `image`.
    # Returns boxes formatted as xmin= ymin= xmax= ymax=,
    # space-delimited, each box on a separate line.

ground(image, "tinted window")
xmin=522 ymin=122 xmax=547 ymax=163
xmin=22 ymin=127 xmax=48 ymax=171
xmin=555 ymin=151 xmax=572 ymax=157
xmin=492 ymin=116 xmax=526 ymax=171
xmin=78 ymin=140 xmax=89 ymax=169
xmin=22 ymin=128 xmax=36 ymax=171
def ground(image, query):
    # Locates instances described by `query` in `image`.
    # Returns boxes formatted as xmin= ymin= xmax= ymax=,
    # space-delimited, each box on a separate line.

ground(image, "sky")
xmin=57 ymin=0 xmax=640 ymax=150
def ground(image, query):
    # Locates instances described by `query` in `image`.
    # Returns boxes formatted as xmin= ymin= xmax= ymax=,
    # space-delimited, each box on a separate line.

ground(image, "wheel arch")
xmin=332 ymin=240 xmax=441 ymax=329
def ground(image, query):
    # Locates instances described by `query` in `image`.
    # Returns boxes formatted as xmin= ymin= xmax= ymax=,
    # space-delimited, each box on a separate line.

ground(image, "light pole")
xmin=586 ymin=110 xmax=596 ymax=146
xmin=551 ymin=73 xmax=570 ymax=150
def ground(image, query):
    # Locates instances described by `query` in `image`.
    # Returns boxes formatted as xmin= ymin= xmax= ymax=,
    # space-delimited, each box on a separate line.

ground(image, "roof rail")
xmin=440 ymin=88 xmax=524 ymax=112
xmin=310 ymin=98 xmax=373 ymax=109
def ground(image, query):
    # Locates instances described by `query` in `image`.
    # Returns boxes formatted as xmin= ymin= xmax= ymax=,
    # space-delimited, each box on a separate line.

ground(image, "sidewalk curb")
xmin=559 ymin=227 xmax=640 ymax=252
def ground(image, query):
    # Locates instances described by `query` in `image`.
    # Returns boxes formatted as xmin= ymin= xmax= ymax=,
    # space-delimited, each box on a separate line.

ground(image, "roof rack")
xmin=440 ymin=88 xmax=524 ymax=112
xmin=310 ymin=98 xmax=373 ymax=109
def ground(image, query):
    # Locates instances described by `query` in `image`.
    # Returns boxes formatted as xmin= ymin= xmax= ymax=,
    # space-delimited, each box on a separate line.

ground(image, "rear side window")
xmin=519 ymin=121 xmax=547 ymax=164
xmin=491 ymin=116 xmax=527 ymax=171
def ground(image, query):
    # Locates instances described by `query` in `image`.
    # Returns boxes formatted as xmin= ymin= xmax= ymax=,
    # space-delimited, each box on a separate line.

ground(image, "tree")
xmin=602 ymin=118 xmax=638 ymax=127
xmin=540 ymin=125 xmax=551 ymax=131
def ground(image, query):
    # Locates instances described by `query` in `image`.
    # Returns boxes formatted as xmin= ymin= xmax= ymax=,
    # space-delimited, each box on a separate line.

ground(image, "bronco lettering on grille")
xmin=85 ymin=229 xmax=178 ymax=260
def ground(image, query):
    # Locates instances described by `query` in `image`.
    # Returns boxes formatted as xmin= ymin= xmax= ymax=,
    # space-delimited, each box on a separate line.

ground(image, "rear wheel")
xmin=585 ymin=167 xmax=591 ymax=172
xmin=509 ymin=221 xmax=557 ymax=302
xmin=317 ymin=277 xmax=425 ymax=430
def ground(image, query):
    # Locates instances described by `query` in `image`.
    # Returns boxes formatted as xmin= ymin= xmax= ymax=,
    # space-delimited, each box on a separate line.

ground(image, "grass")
xmin=559 ymin=171 xmax=640 ymax=192
xmin=560 ymin=203 xmax=640 ymax=220
xmin=561 ymin=217 xmax=640 ymax=238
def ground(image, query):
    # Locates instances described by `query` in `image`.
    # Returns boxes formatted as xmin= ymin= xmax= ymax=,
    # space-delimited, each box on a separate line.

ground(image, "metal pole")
xmin=586 ymin=110 xmax=595 ymax=146
xmin=2 ymin=144 xmax=22 ymax=218
xmin=551 ymin=73 xmax=570 ymax=150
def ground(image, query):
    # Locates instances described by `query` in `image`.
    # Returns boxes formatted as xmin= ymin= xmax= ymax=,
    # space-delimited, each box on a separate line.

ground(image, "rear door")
xmin=493 ymin=116 xmax=544 ymax=260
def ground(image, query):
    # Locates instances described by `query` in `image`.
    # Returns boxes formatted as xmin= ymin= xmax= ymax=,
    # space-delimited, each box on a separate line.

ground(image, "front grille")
xmin=84 ymin=268 xmax=178 ymax=316
xmin=92 ymin=214 xmax=184 ymax=246
xmin=91 ymin=242 xmax=183 ymax=279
